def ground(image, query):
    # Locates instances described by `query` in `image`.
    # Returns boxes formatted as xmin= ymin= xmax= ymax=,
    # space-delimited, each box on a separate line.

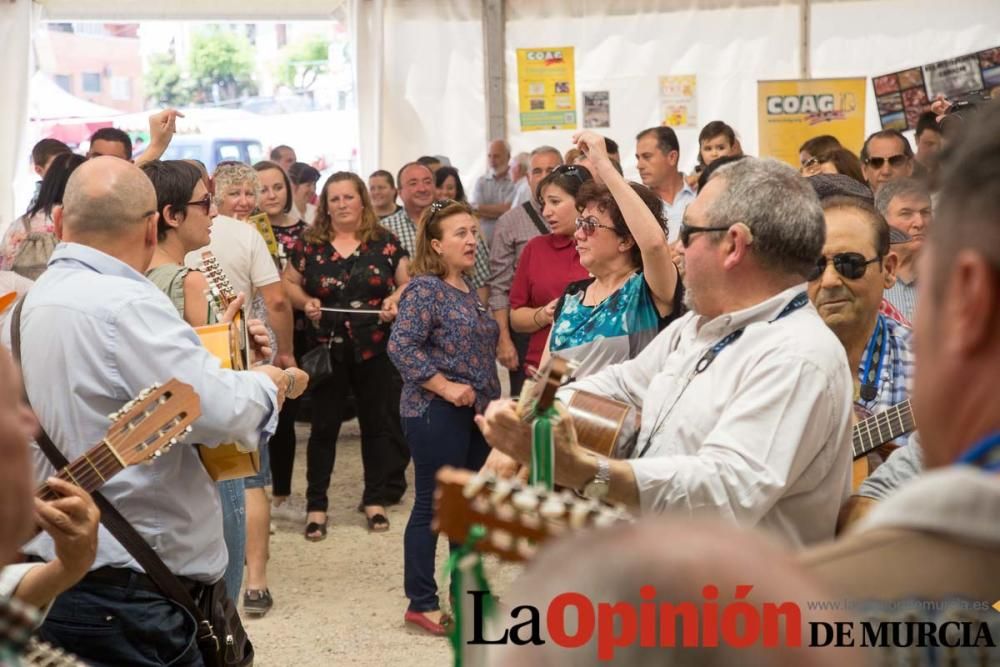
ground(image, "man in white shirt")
xmin=479 ymin=157 xmax=853 ymax=547
xmin=635 ymin=126 xmax=696 ymax=243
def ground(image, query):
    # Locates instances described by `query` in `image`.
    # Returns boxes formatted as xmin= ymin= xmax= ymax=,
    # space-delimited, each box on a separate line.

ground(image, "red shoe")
xmin=404 ymin=610 xmax=452 ymax=636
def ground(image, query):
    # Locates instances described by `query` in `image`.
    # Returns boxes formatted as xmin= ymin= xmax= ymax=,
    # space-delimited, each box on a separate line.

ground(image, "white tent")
xmin=29 ymin=71 xmax=121 ymax=121
xmin=3 ymin=0 xmax=1000 ymax=231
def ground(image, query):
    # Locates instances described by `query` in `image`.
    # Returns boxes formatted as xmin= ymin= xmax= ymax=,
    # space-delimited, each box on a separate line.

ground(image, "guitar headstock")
xmin=433 ymin=466 xmax=630 ymax=562
xmin=200 ymin=251 xmax=236 ymax=312
xmin=104 ymin=379 xmax=201 ymax=467
xmin=518 ymin=355 xmax=576 ymax=421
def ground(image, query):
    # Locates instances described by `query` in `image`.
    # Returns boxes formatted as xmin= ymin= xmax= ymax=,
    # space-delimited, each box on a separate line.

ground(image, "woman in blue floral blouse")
xmin=283 ymin=172 xmax=411 ymax=540
xmin=388 ymin=199 xmax=500 ymax=636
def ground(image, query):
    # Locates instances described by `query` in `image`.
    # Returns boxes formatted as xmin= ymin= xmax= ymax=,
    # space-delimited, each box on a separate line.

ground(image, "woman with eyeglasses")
xmin=799 ymin=135 xmax=842 ymax=176
xmin=387 ymin=199 xmax=499 ymax=636
xmin=540 ymin=131 xmax=684 ymax=378
xmin=508 ymin=163 xmax=593 ymax=376
xmin=283 ymin=172 xmax=410 ymax=540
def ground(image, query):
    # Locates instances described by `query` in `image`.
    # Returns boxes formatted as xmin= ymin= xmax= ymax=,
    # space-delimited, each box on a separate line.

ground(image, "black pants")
xmin=305 ymin=347 xmax=409 ymax=512
xmin=508 ymin=330 xmax=532 ymax=397
xmin=268 ymin=395 xmax=299 ymax=497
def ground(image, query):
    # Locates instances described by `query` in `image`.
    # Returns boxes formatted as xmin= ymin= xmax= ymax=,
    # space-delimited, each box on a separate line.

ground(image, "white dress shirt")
xmin=561 ymin=284 xmax=853 ymax=547
xmin=4 ymin=243 xmax=280 ymax=583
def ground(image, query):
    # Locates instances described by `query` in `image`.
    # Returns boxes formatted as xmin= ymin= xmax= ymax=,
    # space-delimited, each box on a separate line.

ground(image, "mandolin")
xmin=850 ymin=399 xmax=916 ymax=491
xmin=194 ymin=251 xmax=260 ymax=481
xmin=517 ymin=356 xmax=641 ymax=459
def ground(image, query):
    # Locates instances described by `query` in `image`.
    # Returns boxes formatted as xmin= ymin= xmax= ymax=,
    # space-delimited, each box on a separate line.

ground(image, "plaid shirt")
xmin=884 ymin=276 xmax=917 ymax=323
xmin=879 ymin=297 xmax=910 ymax=327
xmin=856 ymin=313 xmax=916 ymax=447
xmin=380 ymin=207 xmax=491 ymax=290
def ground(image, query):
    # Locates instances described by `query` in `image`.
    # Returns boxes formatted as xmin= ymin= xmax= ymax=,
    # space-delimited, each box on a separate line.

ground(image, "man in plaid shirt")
xmin=808 ymin=196 xmax=915 ymax=446
xmin=381 ymin=162 xmax=491 ymax=298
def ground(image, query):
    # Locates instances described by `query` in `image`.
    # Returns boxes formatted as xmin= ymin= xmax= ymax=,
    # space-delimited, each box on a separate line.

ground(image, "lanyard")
xmin=956 ymin=431 xmax=1000 ymax=472
xmin=858 ymin=314 xmax=888 ymax=403
xmin=638 ymin=291 xmax=809 ymax=458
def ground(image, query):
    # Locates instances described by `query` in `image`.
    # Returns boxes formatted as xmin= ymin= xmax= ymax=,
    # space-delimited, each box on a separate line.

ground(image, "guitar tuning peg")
xmin=568 ymin=502 xmax=591 ymax=529
xmin=491 ymin=529 xmax=513 ymax=552
xmin=107 ymin=412 xmax=120 ymax=421
xmin=490 ymin=479 xmax=513 ymax=505
xmin=516 ymin=537 xmax=537 ymax=560
xmin=512 ymin=489 xmax=540 ymax=513
xmin=463 ymin=472 xmax=489 ymax=499
xmin=539 ymin=497 xmax=565 ymax=519
xmin=168 ymin=437 xmax=178 ymax=445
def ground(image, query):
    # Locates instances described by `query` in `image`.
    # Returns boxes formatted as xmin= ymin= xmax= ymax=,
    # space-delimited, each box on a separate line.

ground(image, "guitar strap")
xmin=522 ymin=201 xmax=549 ymax=236
xmin=9 ymin=296 xmax=220 ymax=655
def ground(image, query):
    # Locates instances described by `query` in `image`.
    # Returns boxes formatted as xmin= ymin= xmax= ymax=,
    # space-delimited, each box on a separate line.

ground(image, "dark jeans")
xmin=403 ymin=399 xmax=490 ymax=612
xmin=38 ymin=574 xmax=203 ymax=667
xmin=508 ymin=330 xmax=531 ymax=397
xmin=306 ymin=347 xmax=409 ymax=512
xmin=268 ymin=395 xmax=300 ymax=497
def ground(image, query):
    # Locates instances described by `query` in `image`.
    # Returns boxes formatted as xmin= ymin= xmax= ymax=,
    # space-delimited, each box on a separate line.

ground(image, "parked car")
xmin=160 ymin=135 xmax=264 ymax=172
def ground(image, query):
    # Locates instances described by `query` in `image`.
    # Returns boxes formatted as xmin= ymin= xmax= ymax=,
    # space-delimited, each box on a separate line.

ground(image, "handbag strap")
xmin=9 ymin=296 xmax=214 ymax=639
xmin=522 ymin=201 xmax=549 ymax=236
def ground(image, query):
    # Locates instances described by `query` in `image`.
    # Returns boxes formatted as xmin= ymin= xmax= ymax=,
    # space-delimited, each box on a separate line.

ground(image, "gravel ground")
xmin=245 ymin=419 xmax=519 ymax=667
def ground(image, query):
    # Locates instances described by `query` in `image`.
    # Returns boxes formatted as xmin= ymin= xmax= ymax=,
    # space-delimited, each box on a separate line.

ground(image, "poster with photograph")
xmin=873 ymin=46 xmax=1000 ymax=130
xmin=659 ymin=75 xmax=697 ymax=128
xmin=757 ymin=78 xmax=866 ymax=167
xmin=516 ymin=47 xmax=577 ymax=131
xmin=582 ymin=91 xmax=610 ymax=128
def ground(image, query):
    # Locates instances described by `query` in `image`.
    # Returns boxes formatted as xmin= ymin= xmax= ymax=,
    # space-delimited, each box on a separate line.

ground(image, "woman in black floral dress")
xmin=283 ymin=172 xmax=411 ymax=539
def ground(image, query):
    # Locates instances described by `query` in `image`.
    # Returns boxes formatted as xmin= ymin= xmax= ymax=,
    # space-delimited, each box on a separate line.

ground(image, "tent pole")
xmin=800 ymin=0 xmax=811 ymax=79
xmin=482 ymin=0 xmax=506 ymax=141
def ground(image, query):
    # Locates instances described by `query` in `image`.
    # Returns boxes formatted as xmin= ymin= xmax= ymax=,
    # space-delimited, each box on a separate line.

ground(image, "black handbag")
xmin=11 ymin=297 xmax=253 ymax=667
xmin=299 ymin=338 xmax=332 ymax=388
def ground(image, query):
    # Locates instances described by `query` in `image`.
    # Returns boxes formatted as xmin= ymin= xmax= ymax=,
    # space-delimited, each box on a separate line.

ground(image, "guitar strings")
xmin=851 ymin=402 xmax=915 ymax=456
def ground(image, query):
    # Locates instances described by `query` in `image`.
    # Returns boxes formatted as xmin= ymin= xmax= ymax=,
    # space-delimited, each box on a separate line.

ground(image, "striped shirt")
xmin=884 ymin=276 xmax=917 ymax=322
xmin=380 ymin=207 xmax=491 ymax=290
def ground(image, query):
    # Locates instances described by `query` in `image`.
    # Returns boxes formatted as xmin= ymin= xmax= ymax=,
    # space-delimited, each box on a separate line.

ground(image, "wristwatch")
xmin=581 ymin=455 xmax=611 ymax=501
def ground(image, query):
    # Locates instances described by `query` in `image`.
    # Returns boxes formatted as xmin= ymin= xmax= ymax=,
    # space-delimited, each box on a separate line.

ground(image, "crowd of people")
xmin=0 ymin=89 xmax=997 ymax=667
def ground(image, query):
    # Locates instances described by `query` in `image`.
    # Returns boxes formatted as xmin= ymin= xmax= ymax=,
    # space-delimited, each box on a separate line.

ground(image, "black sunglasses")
xmin=808 ymin=252 xmax=881 ymax=282
xmin=864 ymin=154 xmax=909 ymax=169
xmin=551 ymin=164 xmax=588 ymax=184
xmin=679 ymin=223 xmax=732 ymax=247
xmin=186 ymin=194 xmax=213 ymax=216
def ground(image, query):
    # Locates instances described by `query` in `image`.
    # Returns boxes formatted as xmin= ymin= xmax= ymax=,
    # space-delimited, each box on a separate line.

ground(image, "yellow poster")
xmin=659 ymin=75 xmax=697 ymax=128
xmin=517 ymin=47 xmax=576 ymax=132
xmin=757 ymin=78 xmax=866 ymax=167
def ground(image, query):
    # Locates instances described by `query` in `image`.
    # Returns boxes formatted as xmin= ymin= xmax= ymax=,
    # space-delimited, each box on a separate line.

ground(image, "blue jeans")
xmin=218 ymin=478 xmax=245 ymax=603
xmin=244 ymin=438 xmax=272 ymax=490
xmin=403 ymin=399 xmax=490 ymax=612
xmin=38 ymin=575 xmax=202 ymax=666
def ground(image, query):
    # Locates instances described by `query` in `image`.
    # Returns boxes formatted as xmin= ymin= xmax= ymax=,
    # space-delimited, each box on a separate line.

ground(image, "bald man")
xmin=471 ymin=139 xmax=518 ymax=246
xmin=3 ymin=156 xmax=305 ymax=666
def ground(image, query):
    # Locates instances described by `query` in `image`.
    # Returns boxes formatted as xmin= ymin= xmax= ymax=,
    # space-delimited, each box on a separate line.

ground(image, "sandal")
xmin=304 ymin=519 xmax=328 ymax=542
xmin=366 ymin=513 xmax=390 ymax=532
xmin=404 ymin=610 xmax=453 ymax=636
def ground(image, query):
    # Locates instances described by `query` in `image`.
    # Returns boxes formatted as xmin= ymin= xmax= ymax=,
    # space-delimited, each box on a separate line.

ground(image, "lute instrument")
xmin=194 ymin=251 xmax=260 ymax=481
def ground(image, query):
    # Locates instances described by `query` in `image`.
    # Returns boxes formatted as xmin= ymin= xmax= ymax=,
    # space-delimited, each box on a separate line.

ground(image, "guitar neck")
xmin=36 ymin=440 xmax=124 ymax=501
xmin=851 ymin=399 xmax=915 ymax=459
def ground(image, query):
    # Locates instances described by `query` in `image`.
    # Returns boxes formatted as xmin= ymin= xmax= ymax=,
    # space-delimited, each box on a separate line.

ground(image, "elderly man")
xmin=487 ymin=146 xmax=563 ymax=387
xmin=4 ymin=157 xmax=305 ymax=665
xmin=860 ymin=129 xmax=914 ymax=194
xmin=807 ymin=197 xmax=914 ymax=445
xmin=874 ymin=178 xmax=931 ymax=321
xmin=802 ymin=101 xmax=1000 ymax=661
xmin=479 ymin=158 xmax=853 ymax=547
xmin=471 ymin=139 xmax=518 ymax=246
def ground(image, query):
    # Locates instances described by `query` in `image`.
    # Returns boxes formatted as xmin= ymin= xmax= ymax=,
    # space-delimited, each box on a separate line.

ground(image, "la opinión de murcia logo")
xmin=465 ymin=586 xmax=999 ymax=660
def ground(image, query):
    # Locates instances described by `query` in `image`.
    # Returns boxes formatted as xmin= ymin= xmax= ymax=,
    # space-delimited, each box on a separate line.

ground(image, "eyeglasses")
xmin=186 ymin=194 xmax=213 ymax=215
xmin=864 ymin=154 xmax=909 ymax=169
xmin=807 ymin=252 xmax=881 ymax=282
xmin=552 ymin=164 xmax=588 ymax=184
xmin=679 ymin=223 xmax=733 ymax=247
xmin=800 ymin=157 xmax=822 ymax=175
xmin=575 ymin=215 xmax=617 ymax=236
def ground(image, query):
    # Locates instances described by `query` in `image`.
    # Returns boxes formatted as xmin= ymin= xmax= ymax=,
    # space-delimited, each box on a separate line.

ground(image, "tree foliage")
xmin=144 ymin=52 xmax=191 ymax=107
xmin=276 ymin=34 xmax=330 ymax=90
xmin=188 ymin=28 xmax=258 ymax=101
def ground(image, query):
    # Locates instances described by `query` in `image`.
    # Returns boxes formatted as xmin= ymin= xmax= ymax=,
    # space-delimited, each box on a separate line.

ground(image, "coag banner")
xmin=517 ymin=47 xmax=576 ymax=131
xmin=757 ymin=78 xmax=866 ymax=167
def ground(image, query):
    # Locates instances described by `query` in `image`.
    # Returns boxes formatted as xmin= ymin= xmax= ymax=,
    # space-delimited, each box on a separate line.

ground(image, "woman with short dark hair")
xmin=388 ymin=198 xmax=499 ymax=636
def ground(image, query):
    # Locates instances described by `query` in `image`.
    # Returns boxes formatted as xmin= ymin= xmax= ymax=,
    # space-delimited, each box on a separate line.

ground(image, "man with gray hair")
xmin=479 ymin=158 xmax=853 ymax=547
xmin=874 ymin=177 xmax=931 ymax=321
xmin=471 ymin=139 xmax=518 ymax=246
xmin=487 ymin=145 xmax=563 ymax=392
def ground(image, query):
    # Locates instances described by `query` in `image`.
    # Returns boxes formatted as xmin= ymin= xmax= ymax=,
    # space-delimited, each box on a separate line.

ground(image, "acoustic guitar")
xmin=517 ymin=356 xmax=641 ymax=459
xmin=850 ymin=399 xmax=916 ymax=491
xmin=194 ymin=251 xmax=260 ymax=481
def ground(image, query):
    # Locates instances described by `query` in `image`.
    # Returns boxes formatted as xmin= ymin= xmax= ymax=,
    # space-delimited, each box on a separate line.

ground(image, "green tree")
xmin=144 ymin=52 xmax=191 ymax=107
xmin=188 ymin=28 xmax=257 ymax=102
xmin=276 ymin=34 xmax=329 ymax=90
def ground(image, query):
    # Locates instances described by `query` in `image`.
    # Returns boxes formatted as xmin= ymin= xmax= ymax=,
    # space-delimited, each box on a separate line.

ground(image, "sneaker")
xmin=243 ymin=589 xmax=274 ymax=618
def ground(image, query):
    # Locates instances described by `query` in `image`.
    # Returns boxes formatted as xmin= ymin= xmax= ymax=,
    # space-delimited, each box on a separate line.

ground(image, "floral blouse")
xmin=287 ymin=230 xmax=408 ymax=361
xmin=388 ymin=275 xmax=500 ymax=418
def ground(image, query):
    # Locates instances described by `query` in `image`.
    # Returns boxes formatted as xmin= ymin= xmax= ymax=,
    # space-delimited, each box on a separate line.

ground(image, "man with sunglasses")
xmin=807 ymin=197 xmax=916 ymax=448
xmin=478 ymin=157 xmax=853 ymax=547
xmin=860 ymin=129 xmax=914 ymax=194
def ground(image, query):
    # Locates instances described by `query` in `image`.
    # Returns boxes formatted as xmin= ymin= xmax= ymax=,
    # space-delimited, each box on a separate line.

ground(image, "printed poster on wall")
xmin=757 ymin=78 xmax=866 ymax=167
xmin=659 ymin=75 xmax=697 ymax=128
xmin=516 ymin=47 xmax=577 ymax=131
xmin=873 ymin=46 xmax=1000 ymax=130
xmin=582 ymin=91 xmax=610 ymax=128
